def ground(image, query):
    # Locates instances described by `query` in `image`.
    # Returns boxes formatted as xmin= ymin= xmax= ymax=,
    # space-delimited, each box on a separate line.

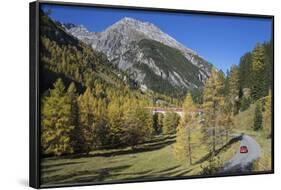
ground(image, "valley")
xmin=39 ymin=6 xmax=273 ymax=186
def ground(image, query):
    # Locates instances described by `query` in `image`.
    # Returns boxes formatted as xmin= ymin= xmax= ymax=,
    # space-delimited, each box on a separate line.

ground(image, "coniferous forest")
xmin=39 ymin=7 xmax=273 ymax=186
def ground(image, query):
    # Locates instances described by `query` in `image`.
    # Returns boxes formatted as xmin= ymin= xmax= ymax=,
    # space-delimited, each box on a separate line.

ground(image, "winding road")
xmin=221 ymin=135 xmax=261 ymax=173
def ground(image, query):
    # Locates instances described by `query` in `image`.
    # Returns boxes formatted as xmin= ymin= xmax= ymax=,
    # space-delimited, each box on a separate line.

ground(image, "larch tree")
xmin=78 ymin=87 xmax=96 ymax=154
xmin=123 ymin=99 xmax=153 ymax=149
xmin=107 ymin=98 xmax=125 ymax=145
xmin=228 ymin=65 xmax=240 ymax=115
xmin=41 ymin=78 xmax=74 ymax=156
xmin=93 ymin=81 xmax=106 ymax=99
xmin=202 ymin=68 xmax=225 ymax=156
xmin=174 ymin=93 xmax=201 ymax=165
xmin=152 ymin=112 xmax=164 ymax=135
xmin=163 ymin=112 xmax=180 ymax=134
xmin=217 ymin=99 xmax=233 ymax=144
xmin=92 ymin=97 xmax=109 ymax=147
xmin=67 ymin=82 xmax=85 ymax=153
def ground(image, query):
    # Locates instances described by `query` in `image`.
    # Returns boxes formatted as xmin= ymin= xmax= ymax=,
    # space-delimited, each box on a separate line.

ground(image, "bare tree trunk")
xmin=212 ymin=127 xmax=216 ymax=154
xmin=212 ymin=102 xmax=217 ymax=155
xmin=225 ymin=130 xmax=229 ymax=143
xmin=188 ymin=127 xmax=192 ymax=165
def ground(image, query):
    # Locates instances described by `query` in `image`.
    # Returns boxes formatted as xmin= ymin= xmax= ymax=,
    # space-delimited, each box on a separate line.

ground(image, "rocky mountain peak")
xmin=62 ymin=23 xmax=79 ymax=30
xmin=63 ymin=23 xmax=99 ymax=45
xmin=66 ymin=24 xmax=89 ymax=33
xmin=63 ymin=17 xmax=212 ymax=95
xmin=120 ymin=16 xmax=139 ymax=23
xmin=114 ymin=17 xmax=159 ymax=30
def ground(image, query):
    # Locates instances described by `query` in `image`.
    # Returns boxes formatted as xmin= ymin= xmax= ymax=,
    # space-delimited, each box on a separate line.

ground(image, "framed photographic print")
xmin=29 ymin=1 xmax=274 ymax=188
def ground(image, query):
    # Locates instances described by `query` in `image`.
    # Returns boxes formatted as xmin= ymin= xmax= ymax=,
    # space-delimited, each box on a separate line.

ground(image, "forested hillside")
xmin=40 ymin=10 xmax=127 ymax=93
xmin=136 ymin=39 xmax=205 ymax=97
xmin=225 ymin=40 xmax=273 ymax=114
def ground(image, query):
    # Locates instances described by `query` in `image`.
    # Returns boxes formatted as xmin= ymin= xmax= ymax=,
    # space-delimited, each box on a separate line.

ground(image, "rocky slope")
xmin=63 ymin=17 xmax=213 ymax=96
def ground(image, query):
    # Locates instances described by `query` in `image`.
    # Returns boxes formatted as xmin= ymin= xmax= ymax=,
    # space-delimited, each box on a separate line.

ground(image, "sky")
xmin=41 ymin=4 xmax=272 ymax=73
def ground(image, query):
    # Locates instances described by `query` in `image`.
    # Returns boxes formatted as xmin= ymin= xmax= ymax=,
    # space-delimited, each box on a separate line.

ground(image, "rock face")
xmin=64 ymin=17 xmax=212 ymax=96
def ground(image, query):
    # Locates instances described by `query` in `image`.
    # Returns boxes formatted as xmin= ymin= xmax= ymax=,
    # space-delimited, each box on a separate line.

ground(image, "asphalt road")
xmin=221 ymin=135 xmax=261 ymax=173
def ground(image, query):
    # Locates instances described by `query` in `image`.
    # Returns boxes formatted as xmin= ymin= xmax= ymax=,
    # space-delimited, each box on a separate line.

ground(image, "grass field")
xmin=41 ymin=134 xmax=239 ymax=186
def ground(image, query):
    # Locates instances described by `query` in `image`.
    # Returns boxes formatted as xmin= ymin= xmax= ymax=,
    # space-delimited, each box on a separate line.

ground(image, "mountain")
xmin=41 ymin=11 xmax=180 ymax=110
xmin=39 ymin=11 xmax=130 ymax=94
xmin=64 ymin=17 xmax=213 ymax=96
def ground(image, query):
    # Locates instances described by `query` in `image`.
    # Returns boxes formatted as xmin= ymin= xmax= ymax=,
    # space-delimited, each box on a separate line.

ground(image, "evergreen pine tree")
xmin=263 ymin=90 xmax=272 ymax=137
xmin=253 ymin=102 xmax=263 ymax=131
xmin=251 ymin=44 xmax=267 ymax=100
xmin=264 ymin=40 xmax=273 ymax=91
xmin=240 ymin=97 xmax=251 ymax=111
xmin=238 ymin=52 xmax=252 ymax=89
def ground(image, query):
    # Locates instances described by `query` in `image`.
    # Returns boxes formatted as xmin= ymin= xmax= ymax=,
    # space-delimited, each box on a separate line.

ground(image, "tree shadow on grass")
xmin=88 ymin=138 xmax=176 ymax=158
xmin=174 ymin=168 xmax=194 ymax=177
xmin=144 ymin=135 xmax=176 ymax=144
xmin=42 ymin=162 xmax=194 ymax=185
xmin=40 ymin=135 xmax=181 ymax=185
xmin=72 ymin=169 xmax=155 ymax=184
xmin=42 ymin=164 xmax=194 ymax=185
xmin=193 ymin=136 xmax=242 ymax=165
xmin=42 ymin=135 xmax=176 ymax=161
xmin=149 ymin=165 xmax=193 ymax=177
xmin=120 ymin=165 xmax=193 ymax=181
xmin=41 ymin=161 xmax=86 ymax=170
xmin=111 ymin=165 xmax=181 ymax=181
xmin=42 ymin=164 xmax=132 ymax=185
xmin=42 ymin=168 xmax=63 ymax=175
xmin=219 ymin=162 xmax=253 ymax=174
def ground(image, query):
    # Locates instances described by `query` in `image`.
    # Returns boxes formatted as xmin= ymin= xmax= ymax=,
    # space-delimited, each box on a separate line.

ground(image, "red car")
xmin=240 ymin=146 xmax=248 ymax=153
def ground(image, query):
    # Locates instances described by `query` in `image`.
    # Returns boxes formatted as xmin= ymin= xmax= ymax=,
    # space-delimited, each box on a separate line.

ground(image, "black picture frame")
xmin=30 ymin=1 xmax=274 ymax=188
